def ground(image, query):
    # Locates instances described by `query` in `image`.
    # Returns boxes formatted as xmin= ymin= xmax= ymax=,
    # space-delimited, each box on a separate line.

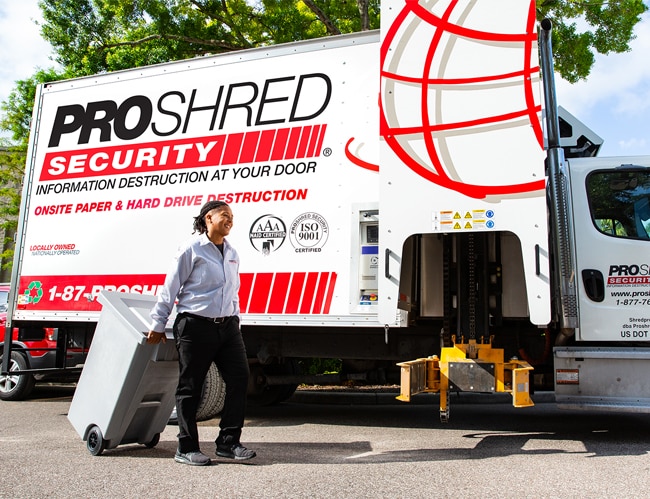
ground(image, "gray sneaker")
xmin=216 ymin=443 xmax=256 ymax=460
xmin=175 ymin=450 xmax=212 ymax=466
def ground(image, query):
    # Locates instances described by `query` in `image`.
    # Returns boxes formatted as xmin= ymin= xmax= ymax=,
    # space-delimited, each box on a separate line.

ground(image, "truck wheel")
xmin=196 ymin=362 xmax=226 ymax=421
xmin=273 ymin=359 xmax=300 ymax=403
xmin=0 ymin=351 xmax=36 ymax=401
xmin=248 ymin=359 xmax=300 ymax=406
xmin=86 ymin=425 xmax=106 ymax=456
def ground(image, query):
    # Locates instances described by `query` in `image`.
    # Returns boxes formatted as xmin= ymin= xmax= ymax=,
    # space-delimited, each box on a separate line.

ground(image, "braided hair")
xmin=193 ymin=200 xmax=229 ymax=234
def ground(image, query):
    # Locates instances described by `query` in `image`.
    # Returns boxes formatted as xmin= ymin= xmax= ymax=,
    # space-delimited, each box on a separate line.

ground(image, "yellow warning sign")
xmin=435 ymin=209 xmax=495 ymax=232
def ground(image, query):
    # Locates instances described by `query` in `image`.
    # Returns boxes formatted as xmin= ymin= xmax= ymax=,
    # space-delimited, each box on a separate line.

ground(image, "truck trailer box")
xmin=14 ymin=31 xmax=383 ymax=327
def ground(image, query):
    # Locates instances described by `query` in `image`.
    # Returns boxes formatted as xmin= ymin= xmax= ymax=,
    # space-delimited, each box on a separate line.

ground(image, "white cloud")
xmin=556 ymin=11 xmax=650 ymax=113
xmin=0 ymin=1 xmax=55 ymax=105
xmin=618 ymin=137 xmax=648 ymax=151
xmin=555 ymin=11 xmax=650 ymax=155
xmin=614 ymin=86 xmax=650 ymax=116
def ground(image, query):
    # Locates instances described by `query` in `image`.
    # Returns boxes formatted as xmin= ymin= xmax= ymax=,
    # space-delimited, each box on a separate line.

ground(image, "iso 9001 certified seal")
xmin=290 ymin=212 xmax=329 ymax=253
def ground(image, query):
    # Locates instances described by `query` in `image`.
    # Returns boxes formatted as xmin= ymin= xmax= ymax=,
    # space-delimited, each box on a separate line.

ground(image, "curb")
xmin=290 ymin=390 xmax=555 ymax=406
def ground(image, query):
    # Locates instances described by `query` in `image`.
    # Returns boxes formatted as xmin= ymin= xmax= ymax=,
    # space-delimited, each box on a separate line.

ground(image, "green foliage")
xmin=0 ymin=70 xmax=66 ymax=271
xmin=301 ymin=358 xmax=342 ymax=375
xmin=33 ymin=0 xmax=646 ymax=84
xmin=1 ymin=68 xmax=64 ymax=147
xmin=0 ymin=148 xmax=27 ymax=271
xmin=537 ymin=0 xmax=648 ymax=83
xmin=37 ymin=0 xmax=381 ymax=76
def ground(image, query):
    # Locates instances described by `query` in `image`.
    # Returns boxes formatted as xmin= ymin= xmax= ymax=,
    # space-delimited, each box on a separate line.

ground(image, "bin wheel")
xmin=87 ymin=425 xmax=106 ymax=456
xmin=145 ymin=433 xmax=160 ymax=448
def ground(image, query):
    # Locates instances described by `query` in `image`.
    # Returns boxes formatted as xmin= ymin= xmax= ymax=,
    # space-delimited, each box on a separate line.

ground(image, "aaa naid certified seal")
xmin=290 ymin=212 xmax=329 ymax=252
xmin=249 ymin=214 xmax=287 ymax=256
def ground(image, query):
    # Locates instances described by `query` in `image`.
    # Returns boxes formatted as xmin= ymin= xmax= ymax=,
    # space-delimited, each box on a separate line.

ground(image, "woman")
xmin=147 ymin=200 xmax=255 ymax=466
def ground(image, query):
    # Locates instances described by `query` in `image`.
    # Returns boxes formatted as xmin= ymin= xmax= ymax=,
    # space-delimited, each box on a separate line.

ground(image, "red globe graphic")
xmin=379 ymin=0 xmax=545 ymax=199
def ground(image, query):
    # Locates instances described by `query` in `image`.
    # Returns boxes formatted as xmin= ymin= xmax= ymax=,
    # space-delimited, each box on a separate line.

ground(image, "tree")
xmin=1 ymin=69 xmax=63 ymax=148
xmin=37 ymin=0 xmax=381 ymax=76
xmin=33 ymin=0 xmax=645 ymax=82
xmin=537 ymin=0 xmax=648 ymax=83
xmin=0 ymin=147 xmax=27 ymax=275
xmin=0 ymin=69 xmax=63 ymax=271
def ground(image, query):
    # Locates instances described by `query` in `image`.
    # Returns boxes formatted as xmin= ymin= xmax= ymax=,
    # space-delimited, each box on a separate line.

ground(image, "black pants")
xmin=173 ymin=314 xmax=249 ymax=453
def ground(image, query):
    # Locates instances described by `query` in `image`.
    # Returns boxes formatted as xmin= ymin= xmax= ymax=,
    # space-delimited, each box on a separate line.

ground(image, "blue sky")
xmin=1 ymin=1 xmax=648 ymax=157
xmin=555 ymin=10 xmax=650 ymax=157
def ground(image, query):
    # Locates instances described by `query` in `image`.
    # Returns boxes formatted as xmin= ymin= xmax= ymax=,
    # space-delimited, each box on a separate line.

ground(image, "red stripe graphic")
xmin=284 ymin=272 xmax=306 ymax=313
xmin=241 ymin=271 xmax=338 ymax=315
xmin=299 ymin=273 xmax=319 ymax=314
xmin=306 ymin=125 xmax=321 ymax=157
xmin=285 ymin=128 xmax=302 ymax=160
xmin=40 ymin=124 xmax=326 ymax=181
xmin=314 ymin=124 xmax=327 ymax=157
xmin=311 ymin=272 xmax=329 ymax=314
xmin=17 ymin=271 xmax=337 ymax=315
xmin=222 ymin=132 xmax=244 ymax=164
xmin=255 ymin=129 xmax=276 ymax=162
xmin=296 ymin=125 xmax=312 ymax=158
xmin=239 ymin=131 xmax=261 ymax=164
xmin=267 ymin=272 xmax=291 ymax=313
xmin=239 ymin=272 xmax=254 ymax=312
xmin=323 ymin=272 xmax=337 ymax=313
xmin=271 ymin=128 xmax=290 ymax=161
xmin=242 ymin=271 xmax=338 ymax=315
xmin=247 ymin=272 xmax=274 ymax=313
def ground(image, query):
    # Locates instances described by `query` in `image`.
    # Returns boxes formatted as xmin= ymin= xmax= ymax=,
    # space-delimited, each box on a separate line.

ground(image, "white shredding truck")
xmin=3 ymin=0 xmax=650 ymax=421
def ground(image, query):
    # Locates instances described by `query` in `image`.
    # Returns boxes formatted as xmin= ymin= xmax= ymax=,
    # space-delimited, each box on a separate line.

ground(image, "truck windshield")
xmin=587 ymin=170 xmax=650 ymax=240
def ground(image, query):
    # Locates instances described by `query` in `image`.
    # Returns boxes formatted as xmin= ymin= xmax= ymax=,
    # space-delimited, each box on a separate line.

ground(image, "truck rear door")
xmin=569 ymin=157 xmax=650 ymax=341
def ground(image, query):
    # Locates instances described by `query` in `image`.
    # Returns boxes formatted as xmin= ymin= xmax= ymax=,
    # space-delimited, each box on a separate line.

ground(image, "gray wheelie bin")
xmin=68 ymin=291 xmax=178 ymax=456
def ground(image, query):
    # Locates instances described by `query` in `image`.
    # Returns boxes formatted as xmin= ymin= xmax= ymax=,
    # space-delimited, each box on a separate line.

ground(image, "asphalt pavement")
xmin=5 ymin=385 xmax=649 ymax=499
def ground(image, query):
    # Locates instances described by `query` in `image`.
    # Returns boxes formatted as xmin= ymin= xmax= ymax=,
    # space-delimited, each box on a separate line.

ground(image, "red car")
xmin=0 ymin=284 xmax=86 ymax=400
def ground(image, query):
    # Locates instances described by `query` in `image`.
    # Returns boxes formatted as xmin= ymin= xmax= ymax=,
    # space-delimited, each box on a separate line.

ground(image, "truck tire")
xmin=248 ymin=359 xmax=300 ymax=406
xmin=196 ymin=362 xmax=226 ymax=421
xmin=0 ymin=351 xmax=36 ymax=401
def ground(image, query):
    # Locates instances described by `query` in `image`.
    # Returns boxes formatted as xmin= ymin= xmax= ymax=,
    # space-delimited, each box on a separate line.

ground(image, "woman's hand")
xmin=146 ymin=330 xmax=167 ymax=344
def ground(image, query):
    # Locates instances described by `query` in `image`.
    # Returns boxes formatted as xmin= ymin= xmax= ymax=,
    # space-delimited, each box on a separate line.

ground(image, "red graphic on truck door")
xmin=378 ymin=0 xmax=545 ymax=199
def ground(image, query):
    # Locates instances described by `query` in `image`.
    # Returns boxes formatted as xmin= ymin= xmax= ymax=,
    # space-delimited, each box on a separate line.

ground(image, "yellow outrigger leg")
xmin=397 ymin=336 xmax=533 ymax=422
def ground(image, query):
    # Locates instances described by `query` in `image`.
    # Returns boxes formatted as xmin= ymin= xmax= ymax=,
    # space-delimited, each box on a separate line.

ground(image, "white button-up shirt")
xmin=149 ymin=234 xmax=241 ymax=332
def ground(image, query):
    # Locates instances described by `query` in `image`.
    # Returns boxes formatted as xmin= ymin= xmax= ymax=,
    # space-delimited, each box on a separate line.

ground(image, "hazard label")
xmin=432 ymin=209 xmax=496 ymax=232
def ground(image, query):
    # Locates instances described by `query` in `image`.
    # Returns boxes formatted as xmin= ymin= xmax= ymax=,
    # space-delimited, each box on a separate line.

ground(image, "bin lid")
xmin=97 ymin=291 xmax=164 ymax=344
